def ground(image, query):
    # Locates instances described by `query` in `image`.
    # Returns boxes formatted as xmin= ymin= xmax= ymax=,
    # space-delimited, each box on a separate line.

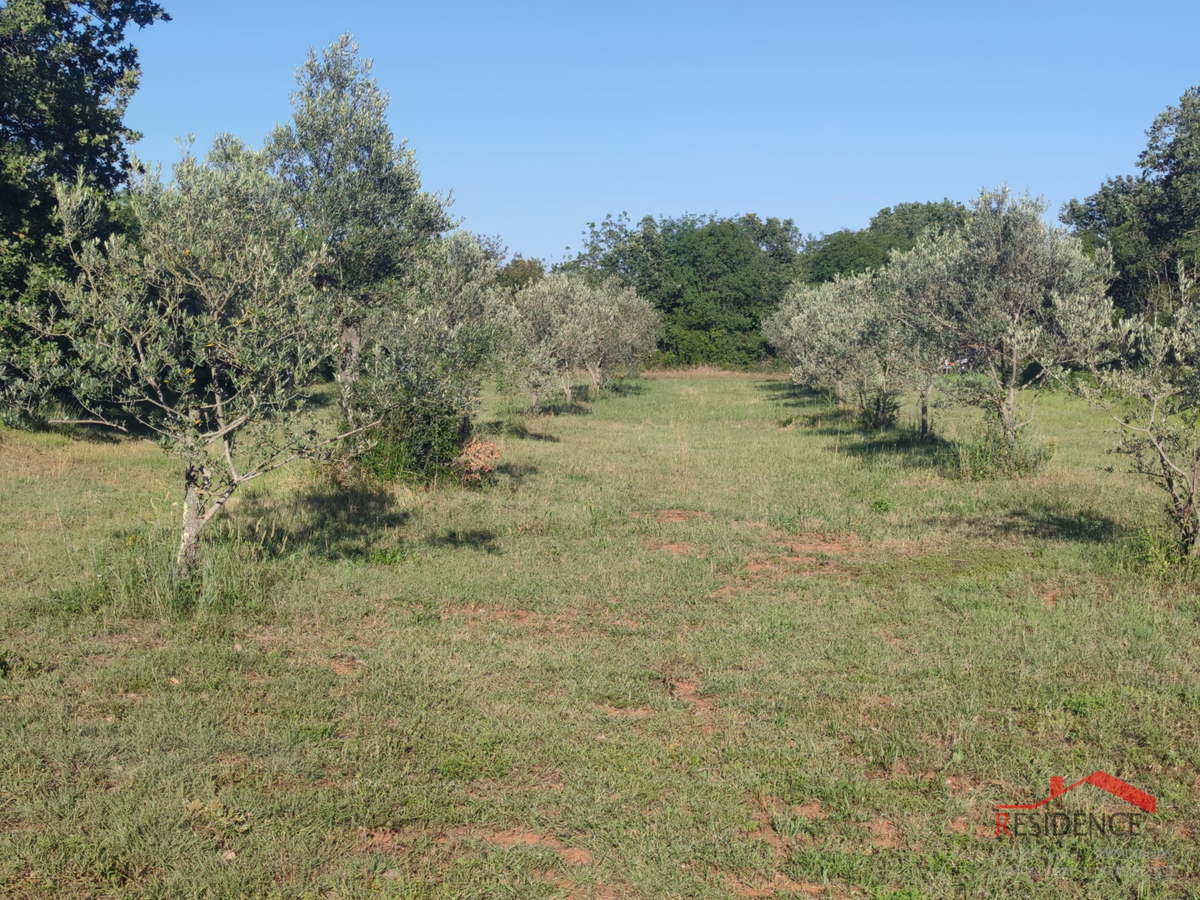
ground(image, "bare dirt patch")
xmin=738 ymin=532 xmax=863 ymax=584
xmin=792 ymin=799 xmax=827 ymax=820
xmin=865 ymin=818 xmax=900 ymax=848
xmin=408 ymin=827 xmax=595 ymax=867
xmin=671 ymin=679 xmax=718 ymax=714
xmin=947 ymin=814 xmax=993 ymax=840
xmin=327 ymin=655 xmax=364 ymax=676
xmin=548 ymin=876 xmax=619 ymax=899
xmin=655 ymin=509 xmax=712 ymax=523
xmin=645 ymin=538 xmax=704 ymax=557
xmin=354 ymin=826 xmax=411 ymax=853
xmin=944 ymin=775 xmax=978 ymax=794
xmin=603 ymin=705 xmax=653 ymax=717
xmin=726 ymin=872 xmax=826 ymax=897
xmin=476 ymin=829 xmax=593 ymax=866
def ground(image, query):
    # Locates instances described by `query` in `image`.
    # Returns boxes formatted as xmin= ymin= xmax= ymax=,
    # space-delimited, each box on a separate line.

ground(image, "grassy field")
xmin=1 ymin=371 xmax=1197 ymax=899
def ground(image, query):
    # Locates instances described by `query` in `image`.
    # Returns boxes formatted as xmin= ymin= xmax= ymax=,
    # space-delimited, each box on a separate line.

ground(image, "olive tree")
xmin=513 ymin=273 xmax=658 ymax=408
xmin=875 ymin=229 xmax=960 ymax=438
xmin=582 ymin=280 xmax=661 ymax=390
xmin=353 ymin=230 xmax=513 ymax=479
xmin=765 ymin=270 xmax=918 ymax=428
xmin=266 ymin=34 xmax=452 ymax=407
xmin=21 ymin=141 xmax=371 ymax=570
xmin=1058 ymin=263 xmax=1200 ymax=556
xmin=512 ymin=273 xmax=595 ymax=403
xmin=931 ymin=187 xmax=1112 ymax=451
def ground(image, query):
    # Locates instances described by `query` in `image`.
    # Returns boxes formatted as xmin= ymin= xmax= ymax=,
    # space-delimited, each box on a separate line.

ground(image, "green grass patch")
xmin=0 ymin=373 xmax=1197 ymax=898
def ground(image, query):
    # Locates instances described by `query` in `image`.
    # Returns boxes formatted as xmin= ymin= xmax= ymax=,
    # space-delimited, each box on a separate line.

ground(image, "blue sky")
xmin=125 ymin=0 xmax=1200 ymax=264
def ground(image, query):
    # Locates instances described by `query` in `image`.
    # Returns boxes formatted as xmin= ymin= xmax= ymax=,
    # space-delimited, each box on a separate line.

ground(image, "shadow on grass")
xmin=605 ymin=378 xmax=648 ymax=397
xmin=425 ymin=528 xmax=500 ymax=553
xmin=236 ymin=478 xmax=410 ymax=561
xmin=990 ymin=505 xmax=1125 ymax=543
xmin=48 ymin=422 xmax=124 ymax=444
xmin=481 ymin=420 xmax=560 ymax=443
xmin=841 ymin=430 xmax=954 ymax=466
xmin=494 ymin=462 xmax=539 ymax=488
xmin=754 ymin=380 xmax=823 ymax=409
xmin=535 ymin=399 xmax=591 ymax=417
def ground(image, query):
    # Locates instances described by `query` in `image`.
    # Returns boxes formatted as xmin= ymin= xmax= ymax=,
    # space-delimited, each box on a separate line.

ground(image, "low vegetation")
xmin=1 ymin=373 xmax=1198 ymax=898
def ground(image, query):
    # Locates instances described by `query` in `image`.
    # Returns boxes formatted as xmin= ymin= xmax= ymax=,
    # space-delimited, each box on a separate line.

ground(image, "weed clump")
xmin=948 ymin=423 xmax=1055 ymax=480
xmin=62 ymin=525 xmax=291 ymax=619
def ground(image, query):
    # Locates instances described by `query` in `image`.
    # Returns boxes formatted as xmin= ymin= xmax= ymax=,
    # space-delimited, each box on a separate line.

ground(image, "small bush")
xmin=949 ymin=423 xmax=1054 ymax=480
xmin=1110 ymin=526 xmax=1198 ymax=579
xmin=358 ymin=405 xmax=471 ymax=484
xmin=64 ymin=525 xmax=290 ymax=619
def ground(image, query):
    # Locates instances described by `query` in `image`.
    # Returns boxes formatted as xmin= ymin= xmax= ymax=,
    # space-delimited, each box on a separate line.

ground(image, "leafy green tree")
xmin=1063 ymin=87 xmax=1200 ymax=316
xmin=1 ymin=0 xmax=170 ymax=421
xmin=495 ymin=254 xmax=545 ymax=293
xmin=799 ymin=199 xmax=966 ymax=284
xmin=561 ymin=212 xmax=802 ymax=367
xmin=17 ymin=141 xmax=371 ymax=570
xmin=265 ymin=34 xmax=452 ymax=399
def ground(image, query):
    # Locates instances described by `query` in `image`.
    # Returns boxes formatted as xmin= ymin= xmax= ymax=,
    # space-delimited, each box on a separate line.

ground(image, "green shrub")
xmin=358 ymin=405 xmax=470 ymax=484
xmin=949 ymin=422 xmax=1054 ymax=480
xmin=64 ymin=525 xmax=290 ymax=619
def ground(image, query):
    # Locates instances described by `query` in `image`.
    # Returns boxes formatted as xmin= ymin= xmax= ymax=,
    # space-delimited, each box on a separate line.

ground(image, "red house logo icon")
xmin=995 ymin=772 xmax=1156 ymax=837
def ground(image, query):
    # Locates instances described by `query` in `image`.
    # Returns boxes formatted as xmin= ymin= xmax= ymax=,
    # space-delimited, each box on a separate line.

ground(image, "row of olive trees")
xmin=767 ymin=187 xmax=1112 ymax=443
xmin=767 ymin=186 xmax=1200 ymax=557
xmin=3 ymin=36 xmax=663 ymax=571
xmin=511 ymin=272 xmax=661 ymax=409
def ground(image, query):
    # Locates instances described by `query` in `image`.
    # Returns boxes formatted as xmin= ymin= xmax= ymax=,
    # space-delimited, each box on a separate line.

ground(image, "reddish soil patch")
xmin=603 ymin=705 xmax=653 ymax=717
xmin=671 ymin=679 xmax=718 ymax=714
xmin=549 ymin=877 xmax=619 ymax=900
xmin=327 ymin=656 xmax=363 ymax=676
xmin=1040 ymin=591 xmax=1060 ymax=608
xmin=792 ymin=800 xmax=827 ymax=820
xmin=711 ymin=584 xmax=749 ymax=599
xmin=726 ymin=872 xmax=825 ymax=897
xmin=947 ymin=814 xmax=995 ymax=840
xmin=944 ymin=775 xmax=976 ymax=794
xmin=739 ymin=533 xmax=862 ymax=584
xmin=865 ymin=818 xmax=900 ymax=848
xmin=559 ymin=847 xmax=594 ymax=866
xmin=655 ymin=509 xmax=712 ymax=523
xmin=354 ymin=827 xmax=410 ymax=853
xmin=645 ymin=538 xmax=704 ymax=557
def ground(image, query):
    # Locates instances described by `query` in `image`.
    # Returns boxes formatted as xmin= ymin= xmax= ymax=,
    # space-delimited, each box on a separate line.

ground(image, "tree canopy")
xmin=0 ymin=0 xmax=169 ymax=294
xmin=798 ymin=199 xmax=966 ymax=284
xmin=560 ymin=212 xmax=802 ymax=367
xmin=1062 ymin=86 xmax=1200 ymax=316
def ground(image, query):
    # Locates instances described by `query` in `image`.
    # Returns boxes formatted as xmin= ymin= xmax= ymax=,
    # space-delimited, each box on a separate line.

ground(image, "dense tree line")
xmin=1062 ymin=87 xmax=1200 ymax=317
xmin=559 ymin=212 xmax=802 ymax=367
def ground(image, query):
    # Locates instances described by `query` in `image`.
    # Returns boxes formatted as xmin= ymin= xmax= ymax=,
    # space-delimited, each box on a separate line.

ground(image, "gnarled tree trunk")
xmin=177 ymin=462 xmax=209 ymax=572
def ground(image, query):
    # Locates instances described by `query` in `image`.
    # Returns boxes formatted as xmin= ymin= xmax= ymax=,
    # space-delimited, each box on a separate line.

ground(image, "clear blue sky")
xmin=125 ymin=0 xmax=1200 ymax=264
